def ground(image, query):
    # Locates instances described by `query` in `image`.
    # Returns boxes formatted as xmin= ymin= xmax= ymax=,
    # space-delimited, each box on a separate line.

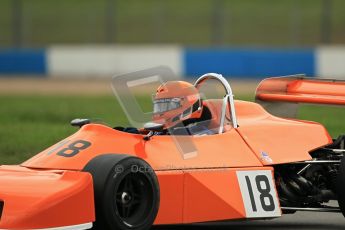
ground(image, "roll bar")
xmin=194 ymin=73 xmax=238 ymax=133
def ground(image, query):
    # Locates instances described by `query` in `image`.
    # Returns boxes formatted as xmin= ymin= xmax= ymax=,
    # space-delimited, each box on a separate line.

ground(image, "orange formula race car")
xmin=1 ymin=73 xmax=345 ymax=230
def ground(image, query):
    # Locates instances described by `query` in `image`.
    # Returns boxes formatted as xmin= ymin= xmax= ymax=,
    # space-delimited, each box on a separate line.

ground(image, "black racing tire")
xmin=337 ymin=155 xmax=345 ymax=218
xmin=83 ymin=154 xmax=160 ymax=230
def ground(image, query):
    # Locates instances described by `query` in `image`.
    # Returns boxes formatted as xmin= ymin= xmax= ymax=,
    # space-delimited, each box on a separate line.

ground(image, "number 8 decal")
xmin=237 ymin=170 xmax=281 ymax=218
xmin=256 ymin=175 xmax=275 ymax=211
xmin=57 ymin=140 xmax=91 ymax=157
xmin=49 ymin=140 xmax=92 ymax=157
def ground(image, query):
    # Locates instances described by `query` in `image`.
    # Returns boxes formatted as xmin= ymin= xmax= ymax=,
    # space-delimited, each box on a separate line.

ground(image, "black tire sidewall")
xmin=84 ymin=155 xmax=160 ymax=230
xmin=337 ymin=156 xmax=345 ymax=216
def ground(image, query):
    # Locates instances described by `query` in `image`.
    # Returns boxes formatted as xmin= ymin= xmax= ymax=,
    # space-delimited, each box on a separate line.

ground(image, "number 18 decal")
xmin=236 ymin=170 xmax=281 ymax=218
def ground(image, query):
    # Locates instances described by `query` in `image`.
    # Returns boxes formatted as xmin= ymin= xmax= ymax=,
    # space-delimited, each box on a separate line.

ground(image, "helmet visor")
xmin=153 ymin=98 xmax=181 ymax=114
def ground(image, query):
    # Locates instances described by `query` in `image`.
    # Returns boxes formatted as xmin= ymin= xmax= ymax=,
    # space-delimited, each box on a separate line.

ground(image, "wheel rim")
xmin=114 ymin=171 xmax=154 ymax=228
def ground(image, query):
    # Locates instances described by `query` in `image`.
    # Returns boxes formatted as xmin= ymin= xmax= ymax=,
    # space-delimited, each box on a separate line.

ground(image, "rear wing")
xmin=255 ymin=75 xmax=345 ymax=117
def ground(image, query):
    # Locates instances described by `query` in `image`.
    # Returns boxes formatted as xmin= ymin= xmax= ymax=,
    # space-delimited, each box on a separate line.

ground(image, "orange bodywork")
xmin=155 ymin=167 xmax=275 ymax=224
xmin=0 ymin=98 xmax=333 ymax=228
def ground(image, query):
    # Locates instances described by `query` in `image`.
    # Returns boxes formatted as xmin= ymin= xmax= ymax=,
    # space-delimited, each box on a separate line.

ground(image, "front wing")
xmin=0 ymin=166 xmax=95 ymax=230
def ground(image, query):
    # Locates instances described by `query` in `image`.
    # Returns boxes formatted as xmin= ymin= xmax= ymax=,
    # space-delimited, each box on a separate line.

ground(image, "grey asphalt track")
xmin=153 ymin=211 xmax=345 ymax=230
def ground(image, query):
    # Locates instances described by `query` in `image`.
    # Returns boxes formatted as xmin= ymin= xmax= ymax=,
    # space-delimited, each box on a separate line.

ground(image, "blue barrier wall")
xmin=184 ymin=48 xmax=315 ymax=78
xmin=0 ymin=49 xmax=46 ymax=75
xmin=0 ymin=47 xmax=318 ymax=78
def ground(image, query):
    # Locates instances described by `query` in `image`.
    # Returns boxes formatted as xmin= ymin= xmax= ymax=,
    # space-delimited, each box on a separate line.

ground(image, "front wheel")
xmin=84 ymin=154 xmax=160 ymax=230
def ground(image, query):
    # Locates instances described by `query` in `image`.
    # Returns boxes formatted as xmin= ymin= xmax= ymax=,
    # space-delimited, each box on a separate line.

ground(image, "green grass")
xmin=0 ymin=95 xmax=127 ymax=164
xmin=298 ymin=105 xmax=345 ymax=138
xmin=1 ymin=0 xmax=345 ymax=46
xmin=0 ymin=94 xmax=344 ymax=165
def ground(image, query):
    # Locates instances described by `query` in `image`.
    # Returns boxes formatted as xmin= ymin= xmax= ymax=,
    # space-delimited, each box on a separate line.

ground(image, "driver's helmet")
xmin=152 ymin=81 xmax=203 ymax=129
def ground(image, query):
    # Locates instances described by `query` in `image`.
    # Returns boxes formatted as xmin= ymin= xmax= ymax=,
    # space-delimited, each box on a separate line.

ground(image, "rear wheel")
xmin=83 ymin=154 xmax=160 ymax=230
xmin=337 ymin=155 xmax=345 ymax=217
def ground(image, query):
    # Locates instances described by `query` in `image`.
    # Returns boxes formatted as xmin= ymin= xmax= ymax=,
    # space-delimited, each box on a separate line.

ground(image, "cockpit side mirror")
xmin=71 ymin=118 xmax=91 ymax=128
